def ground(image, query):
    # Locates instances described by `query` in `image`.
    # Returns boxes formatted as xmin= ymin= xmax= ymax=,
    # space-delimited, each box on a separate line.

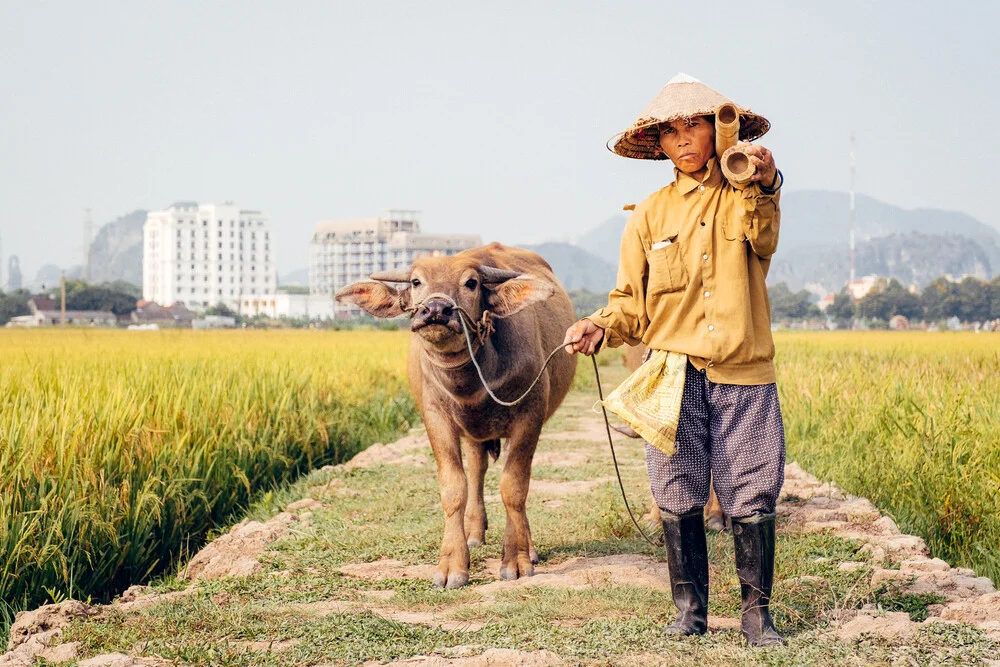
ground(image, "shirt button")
xmin=708 ymin=362 xmax=715 ymax=368
xmin=702 ymin=254 xmax=708 ymax=260
xmin=704 ymin=291 xmax=711 ymax=298
xmin=699 ymin=185 xmax=705 ymax=192
xmin=708 ymin=324 xmax=715 ymax=331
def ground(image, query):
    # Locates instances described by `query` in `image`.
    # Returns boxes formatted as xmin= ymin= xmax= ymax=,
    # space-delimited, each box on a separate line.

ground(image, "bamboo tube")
xmin=721 ymin=143 xmax=756 ymax=189
xmin=715 ymin=103 xmax=740 ymax=158
xmin=716 ymin=103 xmax=755 ymax=189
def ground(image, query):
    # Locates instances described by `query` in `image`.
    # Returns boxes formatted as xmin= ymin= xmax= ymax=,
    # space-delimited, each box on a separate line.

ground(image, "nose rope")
xmin=403 ymin=291 xmax=659 ymax=548
xmin=405 ymin=293 xmax=494 ymax=344
xmin=407 ymin=293 xmax=562 ymax=407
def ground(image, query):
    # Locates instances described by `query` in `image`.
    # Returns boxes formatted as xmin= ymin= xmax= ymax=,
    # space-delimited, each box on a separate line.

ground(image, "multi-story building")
xmin=844 ymin=275 xmax=887 ymax=300
xmin=143 ymin=202 xmax=277 ymax=311
xmin=238 ymin=292 xmax=335 ymax=321
xmin=309 ymin=210 xmax=481 ymax=316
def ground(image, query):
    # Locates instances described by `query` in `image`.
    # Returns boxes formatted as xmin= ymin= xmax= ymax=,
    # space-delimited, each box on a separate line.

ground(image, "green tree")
xmin=768 ymin=282 xmax=820 ymax=321
xmin=63 ymin=280 xmax=138 ymax=315
xmin=205 ymin=303 xmax=239 ymax=319
xmin=568 ymin=289 xmax=609 ymax=319
xmin=100 ymin=280 xmax=142 ymax=299
xmin=921 ymin=278 xmax=961 ymax=320
xmin=990 ymin=276 xmax=1000 ymax=320
xmin=0 ymin=289 xmax=31 ymax=325
xmin=827 ymin=293 xmax=856 ymax=327
xmin=955 ymin=277 xmax=991 ymax=322
xmin=857 ymin=279 xmax=922 ymax=321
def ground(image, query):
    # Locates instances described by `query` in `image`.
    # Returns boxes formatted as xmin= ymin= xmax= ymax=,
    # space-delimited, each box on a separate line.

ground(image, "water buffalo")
xmin=621 ymin=345 xmax=727 ymax=532
xmin=336 ymin=243 xmax=576 ymax=588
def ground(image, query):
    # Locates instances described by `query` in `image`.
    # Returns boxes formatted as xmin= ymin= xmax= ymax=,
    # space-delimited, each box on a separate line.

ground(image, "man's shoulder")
xmin=632 ymin=183 xmax=677 ymax=215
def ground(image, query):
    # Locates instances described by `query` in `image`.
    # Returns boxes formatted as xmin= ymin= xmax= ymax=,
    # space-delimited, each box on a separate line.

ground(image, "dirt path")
xmin=5 ymin=384 xmax=1000 ymax=666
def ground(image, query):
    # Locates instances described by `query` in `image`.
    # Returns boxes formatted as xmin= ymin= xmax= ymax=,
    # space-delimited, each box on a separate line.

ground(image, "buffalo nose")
xmin=421 ymin=299 xmax=454 ymax=321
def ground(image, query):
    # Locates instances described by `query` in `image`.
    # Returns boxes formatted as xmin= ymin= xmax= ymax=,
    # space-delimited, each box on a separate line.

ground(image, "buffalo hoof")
xmin=500 ymin=565 xmax=534 ymax=581
xmin=432 ymin=571 xmax=470 ymax=589
xmin=446 ymin=572 xmax=469 ymax=589
xmin=467 ymin=537 xmax=483 ymax=548
xmin=706 ymin=517 xmax=727 ymax=532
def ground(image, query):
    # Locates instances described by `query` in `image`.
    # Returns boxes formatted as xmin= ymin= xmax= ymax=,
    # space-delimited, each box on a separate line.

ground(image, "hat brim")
xmin=608 ymin=111 xmax=770 ymax=161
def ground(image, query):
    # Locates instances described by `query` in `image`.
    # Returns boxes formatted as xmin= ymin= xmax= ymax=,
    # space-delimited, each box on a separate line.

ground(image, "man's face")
xmin=657 ymin=116 xmax=716 ymax=175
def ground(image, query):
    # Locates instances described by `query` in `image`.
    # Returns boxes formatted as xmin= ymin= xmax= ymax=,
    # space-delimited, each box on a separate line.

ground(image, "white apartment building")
xmin=143 ymin=202 xmax=277 ymax=311
xmin=309 ymin=210 xmax=481 ymax=316
xmin=239 ymin=293 xmax=334 ymax=321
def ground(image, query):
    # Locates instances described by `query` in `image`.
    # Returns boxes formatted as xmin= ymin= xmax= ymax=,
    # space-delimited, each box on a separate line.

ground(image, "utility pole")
xmin=849 ymin=132 xmax=856 ymax=284
xmin=60 ymin=271 xmax=67 ymax=325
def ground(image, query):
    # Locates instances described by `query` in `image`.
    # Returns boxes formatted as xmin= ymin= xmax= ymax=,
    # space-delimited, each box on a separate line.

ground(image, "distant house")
xmin=6 ymin=298 xmax=117 ymax=327
xmin=845 ymin=275 xmax=887 ymax=300
xmin=131 ymin=301 xmax=196 ymax=328
xmin=192 ymin=315 xmax=237 ymax=329
xmin=888 ymin=315 xmax=909 ymax=330
xmin=239 ymin=293 xmax=334 ymax=320
xmin=816 ymin=294 xmax=836 ymax=312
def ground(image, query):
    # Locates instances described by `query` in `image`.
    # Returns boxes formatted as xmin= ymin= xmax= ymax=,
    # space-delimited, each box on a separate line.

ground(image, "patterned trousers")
xmin=645 ymin=362 xmax=785 ymax=518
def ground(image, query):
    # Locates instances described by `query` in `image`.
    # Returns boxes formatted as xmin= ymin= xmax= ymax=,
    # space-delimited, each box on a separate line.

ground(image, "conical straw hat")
xmin=609 ymin=73 xmax=770 ymax=161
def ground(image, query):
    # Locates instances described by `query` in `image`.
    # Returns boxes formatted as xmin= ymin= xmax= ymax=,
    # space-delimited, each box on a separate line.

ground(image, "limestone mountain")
xmin=570 ymin=192 xmax=1000 ymax=294
xmin=521 ymin=242 xmax=617 ymax=294
xmin=89 ymin=210 xmax=147 ymax=287
xmin=576 ymin=214 xmax=629 ymax=267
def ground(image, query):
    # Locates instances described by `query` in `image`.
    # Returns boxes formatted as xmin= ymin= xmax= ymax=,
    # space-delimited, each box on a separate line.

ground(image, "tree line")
xmin=769 ymin=276 xmax=1000 ymax=326
xmin=0 ymin=280 xmax=142 ymax=326
xmin=5 ymin=276 xmax=999 ymax=329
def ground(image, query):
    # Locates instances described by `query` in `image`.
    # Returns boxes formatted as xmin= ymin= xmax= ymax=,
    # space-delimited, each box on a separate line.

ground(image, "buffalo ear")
xmin=486 ymin=274 xmax=555 ymax=318
xmin=335 ymin=281 xmax=408 ymax=318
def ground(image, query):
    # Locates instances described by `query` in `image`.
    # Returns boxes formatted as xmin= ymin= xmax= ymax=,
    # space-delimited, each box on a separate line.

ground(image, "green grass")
xmin=776 ymin=332 xmax=1000 ymax=583
xmin=12 ymin=330 xmax=1000 ymax=665
xmin=57 ymin=355 xmax=1000 ymax=665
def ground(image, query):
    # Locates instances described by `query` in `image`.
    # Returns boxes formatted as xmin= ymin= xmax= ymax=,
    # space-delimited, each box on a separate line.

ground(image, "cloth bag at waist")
xmin=601 ymin=350 xmax=687 ymax=456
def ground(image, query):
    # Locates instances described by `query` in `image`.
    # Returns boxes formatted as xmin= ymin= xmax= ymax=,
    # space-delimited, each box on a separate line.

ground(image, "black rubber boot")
xmin=732 ymin=514 xmax=785 ymax=647
xmin=660 ymin=508 xmax=709 ymax=636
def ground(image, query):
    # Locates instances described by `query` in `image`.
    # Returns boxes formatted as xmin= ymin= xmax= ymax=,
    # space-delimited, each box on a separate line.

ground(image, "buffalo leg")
xmin=705 ymin=482 xmax=727 ymax=532
xmin=499 ymin=417 xmax=542 ymax=581
xmin=463 ymin=438 xmax=491 ymax=548
xmin=425 ymin=412 xmax=470 ymax=589
xmin=644 ymin=480 xmax=727 ymax=531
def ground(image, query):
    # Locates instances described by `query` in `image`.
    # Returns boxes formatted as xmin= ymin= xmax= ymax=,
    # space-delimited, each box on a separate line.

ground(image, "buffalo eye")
xmin=464 ymin=278 xmax=478 ymax=290
xmin=411 ymin=278 xmax=421 ymax=288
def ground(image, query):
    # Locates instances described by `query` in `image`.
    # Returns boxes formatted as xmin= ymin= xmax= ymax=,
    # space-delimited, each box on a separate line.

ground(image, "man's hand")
xmin=563 ymin=319 xmax=604 ymax=356
xmin=745 ymin=145 xmax=778 ymax=188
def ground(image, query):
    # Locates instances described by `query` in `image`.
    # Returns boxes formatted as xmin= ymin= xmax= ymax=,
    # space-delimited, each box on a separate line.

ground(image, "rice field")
xmin=2 ymin=328 xmax=997 ymax=643
xmin=0 ymin=329 xmax=417 ymax=624
xmin=776 ymin=331 xmax=1000 ymax=583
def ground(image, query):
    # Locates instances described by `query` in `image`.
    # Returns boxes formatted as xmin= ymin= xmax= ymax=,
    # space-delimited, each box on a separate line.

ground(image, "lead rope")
xmin=407 ymin=294 xmax=659 ymax=548
xmin=590 ymin=355 xmax=660 ymax=549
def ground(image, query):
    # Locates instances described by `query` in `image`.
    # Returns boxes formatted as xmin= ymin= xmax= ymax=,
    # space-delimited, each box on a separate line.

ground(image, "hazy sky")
xmin=2 ymin=1 xmax=997 ymax=279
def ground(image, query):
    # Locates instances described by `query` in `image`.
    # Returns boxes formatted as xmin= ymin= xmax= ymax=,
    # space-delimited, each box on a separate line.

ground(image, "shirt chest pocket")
xmin=723 ymin=216 xmax=746 ymax=242
xmin=646 ymin=236 xmax=689 ymax=295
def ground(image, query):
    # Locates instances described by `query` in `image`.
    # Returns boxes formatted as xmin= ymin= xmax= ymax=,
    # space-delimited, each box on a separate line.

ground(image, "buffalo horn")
xmin=478 ymin=266 xmax=522 ymax=284
xmin=370 ymin=269 xmax=411 ymax=283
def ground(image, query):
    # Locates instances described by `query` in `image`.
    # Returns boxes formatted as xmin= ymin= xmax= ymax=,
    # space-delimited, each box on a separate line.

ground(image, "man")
xmin=563 ymin=74 xmax=786 ymax=647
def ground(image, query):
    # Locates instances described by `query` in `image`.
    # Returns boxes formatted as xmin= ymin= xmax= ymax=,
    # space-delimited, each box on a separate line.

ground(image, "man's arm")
xmin=580 ymin=215 xmax=650 ymax=352
xmin=740 ymin=145 xmax=782 ymax=259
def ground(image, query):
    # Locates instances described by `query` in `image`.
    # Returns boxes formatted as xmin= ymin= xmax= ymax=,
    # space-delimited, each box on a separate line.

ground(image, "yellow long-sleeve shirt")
xmin=586 ymin=158 xmax=780 ymax=385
